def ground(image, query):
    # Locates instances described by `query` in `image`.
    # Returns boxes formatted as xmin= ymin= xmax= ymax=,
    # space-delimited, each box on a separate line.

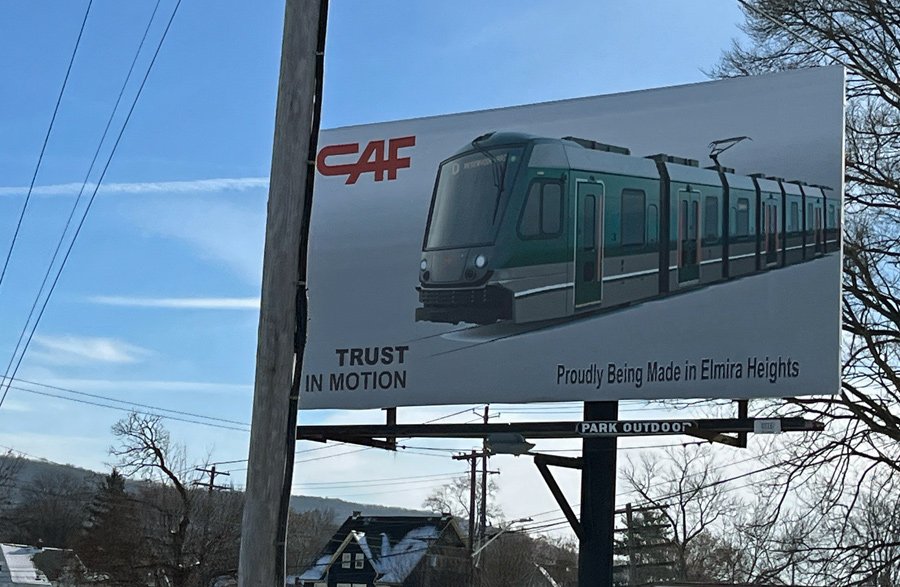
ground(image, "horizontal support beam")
xmin=297 ymin=417 xmax=823 ymax=441
xmin=533 ymin=453 xmax=583 ymax=470
xmin=685 ymin=429 xmax=742 ymax=447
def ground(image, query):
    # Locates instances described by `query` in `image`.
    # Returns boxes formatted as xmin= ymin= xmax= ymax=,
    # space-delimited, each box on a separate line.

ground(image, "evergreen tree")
xmin=76 ymin=468 xmax=145 ymax=585
xmin=614 ymin=507 xmax=676 ymax=586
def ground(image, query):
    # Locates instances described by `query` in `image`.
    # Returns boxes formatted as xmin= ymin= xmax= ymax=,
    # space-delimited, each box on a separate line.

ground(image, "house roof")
xmin=295 ymin=514 xmax=462 ymax=584
xmin=0 ymin=544 xmax=52 ymax=586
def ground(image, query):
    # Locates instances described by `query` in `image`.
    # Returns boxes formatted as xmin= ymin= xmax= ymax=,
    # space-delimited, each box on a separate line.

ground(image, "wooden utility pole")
xmin=479 ymin=406 xmax=488 ymax=546
xmin=468 ymin=450 xmax=477 ymax=586
xmin=238 ymin=1 xmax=327 ymax=586
xmin=625 ymin=502 xmax=636 ymax=585
xmin=194 ymin=465 xmax=230 ymax=493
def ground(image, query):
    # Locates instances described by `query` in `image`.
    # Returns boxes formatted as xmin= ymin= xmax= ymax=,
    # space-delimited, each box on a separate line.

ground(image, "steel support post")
xmin=578 ymin=401 xmax=618 ymax=586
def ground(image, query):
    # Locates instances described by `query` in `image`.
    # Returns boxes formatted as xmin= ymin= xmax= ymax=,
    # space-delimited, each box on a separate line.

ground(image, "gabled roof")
xmin=295 ymin=514 xmax=463 ymax=585
xmin=0 ymin=544 xmax=52 ymax=586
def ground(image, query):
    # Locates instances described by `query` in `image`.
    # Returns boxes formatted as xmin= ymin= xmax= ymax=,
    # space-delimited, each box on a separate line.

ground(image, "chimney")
xmin=351 ymin=511 xmax=361 ymax=519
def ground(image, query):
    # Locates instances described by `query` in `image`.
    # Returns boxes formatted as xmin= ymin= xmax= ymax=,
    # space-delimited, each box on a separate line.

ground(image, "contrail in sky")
xmin=0 ymin=177 xmax=269 ymax=197
xmin=89 ymin=296 xmax=260 ymax=310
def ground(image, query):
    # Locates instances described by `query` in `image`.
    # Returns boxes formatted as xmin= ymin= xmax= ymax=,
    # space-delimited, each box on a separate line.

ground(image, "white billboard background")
xmin=300 ymin=66 xmax=844 ymax=410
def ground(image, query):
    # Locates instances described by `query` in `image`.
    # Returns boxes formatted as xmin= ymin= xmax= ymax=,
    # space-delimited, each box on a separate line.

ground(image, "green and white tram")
xmin=415 ymin=132 xmax=839 ymax=325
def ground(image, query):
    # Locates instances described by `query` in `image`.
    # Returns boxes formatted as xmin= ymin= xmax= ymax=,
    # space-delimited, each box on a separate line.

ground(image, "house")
xmin=0 ymin=544 xmax=86 ymax=587
xmin=292 ymin=513 xmax=468 ymax=587
xmin=0 ymin=544 xmax=51 ymax=587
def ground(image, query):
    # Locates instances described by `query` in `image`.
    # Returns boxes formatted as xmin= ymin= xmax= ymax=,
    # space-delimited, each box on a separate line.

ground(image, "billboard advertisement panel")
xmin=299 ymin=66 xmax=844 ymax=410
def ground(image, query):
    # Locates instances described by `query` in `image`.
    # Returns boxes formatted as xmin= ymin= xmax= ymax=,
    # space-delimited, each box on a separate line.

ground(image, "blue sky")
xmin=0 ymin=1 xmax=750 ymax=526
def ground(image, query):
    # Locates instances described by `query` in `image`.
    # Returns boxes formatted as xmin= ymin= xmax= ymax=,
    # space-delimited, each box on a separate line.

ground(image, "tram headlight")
xmin=474 ymin=254 xmax=487 ymax=269
xmin=420 ymin=259 xmax=428 ymax=271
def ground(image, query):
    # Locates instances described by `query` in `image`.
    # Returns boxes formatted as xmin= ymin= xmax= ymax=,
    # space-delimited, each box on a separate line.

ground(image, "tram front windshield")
xmin=425 ymin=147 xmax=523 ymax=250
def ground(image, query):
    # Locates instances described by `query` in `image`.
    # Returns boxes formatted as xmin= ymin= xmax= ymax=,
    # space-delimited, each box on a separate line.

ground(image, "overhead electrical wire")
xmin=0 ymin=0 xmax=183 ymax=412
xmin=0 ymin=0 xmax=93 ymax=292
xmin=0 ymin=0 xmax=164 ymax=410
xmin=8 ymin=384 xmax=248 ymax=432
xmin=4 ymin=376 xmax=247 ymax=428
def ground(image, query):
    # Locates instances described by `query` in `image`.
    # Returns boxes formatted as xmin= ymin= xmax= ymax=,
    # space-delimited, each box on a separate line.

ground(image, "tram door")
xmin=815 ymin=206 xmax=824 ymax=253
xmin=677 ymin=189 xmax=700 ymax=283
xmin=575 ymin=181 xmax=603 ymax=307
xmin=764 ymin=201 xmax=779 ymax=265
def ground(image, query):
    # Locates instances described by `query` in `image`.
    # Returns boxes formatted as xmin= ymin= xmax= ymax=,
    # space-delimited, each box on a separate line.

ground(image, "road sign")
xmin=577 ymin=420 xmax=696 ymax=436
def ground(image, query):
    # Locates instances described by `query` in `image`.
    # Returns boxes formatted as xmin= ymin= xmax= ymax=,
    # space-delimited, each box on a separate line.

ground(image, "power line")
xmin=6 ymin=383 xmax=248 ymax=432
xmin=8 ymin=376 xmax=247 ymax=427
xmin=0 ymin=0 xmax=164 ymax=405
xmin=0 ymin=0 xmax=183 ymax=412
xmin=0 ymin=0 xmax=93 ymax=292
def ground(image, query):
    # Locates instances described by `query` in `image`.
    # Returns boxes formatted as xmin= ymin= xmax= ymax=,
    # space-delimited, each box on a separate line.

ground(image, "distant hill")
xmin=289 ymin=494 xmax=430 ymax=520
xmin=0 ymin=455 xmax=430 ymax=522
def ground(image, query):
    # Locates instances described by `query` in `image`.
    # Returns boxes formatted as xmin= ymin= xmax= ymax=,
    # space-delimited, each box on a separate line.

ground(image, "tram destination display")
xmin=300 ymin=66 xmax=844 ymax=409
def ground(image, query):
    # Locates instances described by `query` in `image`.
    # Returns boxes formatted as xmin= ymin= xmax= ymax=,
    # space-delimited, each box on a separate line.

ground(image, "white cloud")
xmin=0 ymin=177 xmax=269 ymax=198
xmin=128 ymin=198 xmax=266 ymax=284
xmin=88 ymin=296 xmax=260 ymax=310
xmin=31 ymin=335 xmax=152 ymax=365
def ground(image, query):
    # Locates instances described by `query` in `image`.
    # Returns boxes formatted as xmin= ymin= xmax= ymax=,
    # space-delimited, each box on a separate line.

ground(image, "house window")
xmin=354 ymin=553 xmax=364 ymax=569
xmin=341 ymin=553 xmax=351 ymax=569
xmin=336 ymin=583 xmax=351 ymax=587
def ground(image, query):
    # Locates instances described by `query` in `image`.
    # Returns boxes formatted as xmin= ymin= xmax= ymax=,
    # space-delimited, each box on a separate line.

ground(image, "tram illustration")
xmin=415 ymin=132 xmax=840 ymax=325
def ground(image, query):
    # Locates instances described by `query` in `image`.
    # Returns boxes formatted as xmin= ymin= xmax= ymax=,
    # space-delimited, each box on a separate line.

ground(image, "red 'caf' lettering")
xmin=316 ymin=136 xmax=416 ymax=184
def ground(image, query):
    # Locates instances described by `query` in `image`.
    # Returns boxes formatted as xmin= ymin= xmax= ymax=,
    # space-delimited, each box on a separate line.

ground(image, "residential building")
xmin=292 ymin=513 xmax=468 ymax=587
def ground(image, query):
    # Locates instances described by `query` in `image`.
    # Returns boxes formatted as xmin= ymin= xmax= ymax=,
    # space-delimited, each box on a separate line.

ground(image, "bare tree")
xmin=620 ymin=446 xmax=737 ymax=581
xmin=111 ymin=412 xmax=196 ymax=587
xmin=285 ymin=508 xmax=338 ymax=576
xmin=478 ymin=532 xmax=544 ymax=587
xmin=4 ymin=472 xmax=92 ymax=548
xmin=0 ymin=450 xmax=23 ymax=533
xmin=422 ymin=474 xmax=503 ymax=528
xmin=189 ymin=489 xmax=244 ymax=585
xmin=710 ymin=2 xmax=900 ymax=583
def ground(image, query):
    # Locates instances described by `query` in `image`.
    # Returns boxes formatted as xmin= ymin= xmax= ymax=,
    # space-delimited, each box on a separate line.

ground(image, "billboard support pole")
xmin=239 ymin=1 xmax=328 ymax=586
xmin=578 ymin=401 xmax=618 ymax=587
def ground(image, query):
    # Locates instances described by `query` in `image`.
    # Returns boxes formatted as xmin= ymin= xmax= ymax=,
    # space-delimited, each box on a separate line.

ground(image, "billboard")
xmin=299 ymin=66 xmax=844 ymax=410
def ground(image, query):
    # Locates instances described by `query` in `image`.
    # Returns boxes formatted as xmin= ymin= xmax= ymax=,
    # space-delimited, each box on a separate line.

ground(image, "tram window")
xmin=647 ymin=204 xmax=659 ymax=243
xmin=790 ymin=202 xmax=799 ymax=232
xmin=520 ymin=183 xmax=541 ymax=237
xmin=807 ymin=203 xmax=814 ymax=234
xmin=828 ymin=204 xmax=837 ymax=228
xmin=704 ymin=196 xmax=718 ymax=240
xmin=735 ymin=198 xmax=750 ymax=236
xmin=621 ymin=189 xmax=645 ymax=246
xmin=519 ymin=181 xmax=563 ymax=239
xmin=583 ymin=195 xmax=596 ymax=250
xmin=542 ymin=183 xmax=562 ymax=234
